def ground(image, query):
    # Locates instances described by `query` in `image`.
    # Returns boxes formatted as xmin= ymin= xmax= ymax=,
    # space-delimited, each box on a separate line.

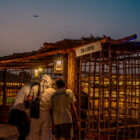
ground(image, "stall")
xmin=0 ymin=35 xmax=140 ymax=139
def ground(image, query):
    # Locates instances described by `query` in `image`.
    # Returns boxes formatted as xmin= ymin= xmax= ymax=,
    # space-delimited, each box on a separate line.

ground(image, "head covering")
xmin=40 ymin=74 xmax=52 ymax=93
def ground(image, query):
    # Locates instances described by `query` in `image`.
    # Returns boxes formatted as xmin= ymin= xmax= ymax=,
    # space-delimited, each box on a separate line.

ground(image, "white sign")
xmin=75 ymin=41 xmax=102 ymax=57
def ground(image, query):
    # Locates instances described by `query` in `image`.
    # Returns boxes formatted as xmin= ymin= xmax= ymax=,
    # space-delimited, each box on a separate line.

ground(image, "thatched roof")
xmin=0 ymin=34 xmax=139 ymax=69
xmin=0 ymin=37 xmax=103 ymax=69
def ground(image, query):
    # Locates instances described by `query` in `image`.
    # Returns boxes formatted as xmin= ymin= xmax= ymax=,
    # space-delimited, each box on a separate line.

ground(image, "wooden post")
xmin=3 ymin=69 xmax=7 ymax=106
xmin=67 ymin=51 xmax=76 ymax=92
xmin=63 ymin=55 xmax=68 ymax=85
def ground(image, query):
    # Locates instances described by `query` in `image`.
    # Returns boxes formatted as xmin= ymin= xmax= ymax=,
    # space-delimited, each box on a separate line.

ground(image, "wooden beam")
xmin=63 ymin=55 xmax=68 ymax=85
xmin=0 ymin=50 xmax=67 ymax=64
xmin=0 ymin=43 xmax=81 ymax=64
xmin=0 ymin=64 xmax=54 ymax=69
xmin=67 ymin=51 xmax=76 ymax=92
xmin=0 ymin=35 xmax=137 ymax=64
xmin=110 ymin=34 xmax=137 ymax=45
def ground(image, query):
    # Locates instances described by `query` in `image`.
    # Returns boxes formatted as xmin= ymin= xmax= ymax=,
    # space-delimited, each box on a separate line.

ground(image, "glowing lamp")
xmin=39 ymin=68 xmax=42 ymax=72
xmin=54 ymin=54 xmax=64 ymax=74
xmin=34 ymin=69 xmax=39 ymax=77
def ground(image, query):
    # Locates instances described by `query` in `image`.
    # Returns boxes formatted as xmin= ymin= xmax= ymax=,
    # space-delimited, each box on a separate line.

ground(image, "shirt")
xmin=51 ymin=88 xmax=76 ymax=125
xmin=30 ymin=85 xmax=55 ymax=111
xmin=13 ymin=84 xmax=31 ymax=111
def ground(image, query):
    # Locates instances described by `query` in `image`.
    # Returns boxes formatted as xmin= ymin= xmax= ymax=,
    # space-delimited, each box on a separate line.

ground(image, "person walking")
xmin=51 ymin=79 xmax=80 ymax=140
xmin=11 ymin=83 xmax=31 ymax=140
xmin=28 ymin=74 xmax=55 ymax=140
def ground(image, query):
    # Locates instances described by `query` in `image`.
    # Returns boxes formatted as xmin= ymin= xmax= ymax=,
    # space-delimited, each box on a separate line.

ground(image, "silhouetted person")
xmin=12 ymin=84 xmax=31 ymax=140
xmin=51 ymin=79 xmax=80 ymax=140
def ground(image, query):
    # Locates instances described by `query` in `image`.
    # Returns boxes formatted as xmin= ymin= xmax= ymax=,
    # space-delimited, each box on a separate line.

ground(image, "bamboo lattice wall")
xmin=75 ymin=45 xmax=140 ymax=140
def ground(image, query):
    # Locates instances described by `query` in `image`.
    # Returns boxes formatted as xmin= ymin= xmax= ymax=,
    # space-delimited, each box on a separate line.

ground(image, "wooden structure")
xmin=0 ymin=35 xmax=140 ymax=139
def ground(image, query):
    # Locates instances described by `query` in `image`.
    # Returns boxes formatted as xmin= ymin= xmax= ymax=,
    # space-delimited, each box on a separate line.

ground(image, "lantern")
xmin=34 ymin=67 xmax=43 ymax=77
xmin=54 ymin=54 xmax=64 ymax=74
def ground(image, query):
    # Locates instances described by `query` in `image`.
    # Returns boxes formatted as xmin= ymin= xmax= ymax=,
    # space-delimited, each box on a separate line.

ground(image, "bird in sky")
xmin=33 ymin=14 xmax=39 ymax=18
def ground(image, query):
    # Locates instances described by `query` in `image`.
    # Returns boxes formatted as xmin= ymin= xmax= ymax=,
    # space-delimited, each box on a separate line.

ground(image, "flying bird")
xmin=33 ymin=14 xmax=39 ymax=18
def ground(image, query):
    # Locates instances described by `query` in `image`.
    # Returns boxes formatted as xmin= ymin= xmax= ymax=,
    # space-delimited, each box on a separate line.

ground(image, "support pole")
xmin=63 ymin=55 xmax=68 ymax=85
xmin=67 ymin=51 xmax=76 ymax=92
xmin=3 ymin=69 xmax=7 ymax=106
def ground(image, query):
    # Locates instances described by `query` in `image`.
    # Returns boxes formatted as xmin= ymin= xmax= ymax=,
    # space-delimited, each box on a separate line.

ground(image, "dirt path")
xmin=0 ymin=123 xmax=18 ymax=140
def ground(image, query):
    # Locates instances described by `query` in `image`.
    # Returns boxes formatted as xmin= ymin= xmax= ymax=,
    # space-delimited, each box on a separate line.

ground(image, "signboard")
xmin=75 ymin=41 xmax=102 ymax=57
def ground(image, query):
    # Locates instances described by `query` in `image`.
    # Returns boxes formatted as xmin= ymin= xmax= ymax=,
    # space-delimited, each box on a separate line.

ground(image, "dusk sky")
xmin=0 ymin=0 xmax=140 ymax=57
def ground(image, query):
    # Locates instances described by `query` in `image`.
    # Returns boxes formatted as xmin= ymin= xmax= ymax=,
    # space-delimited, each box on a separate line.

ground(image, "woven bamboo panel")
xmin=75 ymin=47 xmax=140 ymax=140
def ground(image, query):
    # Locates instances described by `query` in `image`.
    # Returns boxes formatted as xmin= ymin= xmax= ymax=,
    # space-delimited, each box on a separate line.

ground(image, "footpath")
xmin=0 ymin=123 xmax=18 ymax=140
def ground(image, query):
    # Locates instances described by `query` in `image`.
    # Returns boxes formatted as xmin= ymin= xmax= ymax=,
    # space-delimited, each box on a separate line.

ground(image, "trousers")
xmin=28 ymin=111 xmax=52 ymax=140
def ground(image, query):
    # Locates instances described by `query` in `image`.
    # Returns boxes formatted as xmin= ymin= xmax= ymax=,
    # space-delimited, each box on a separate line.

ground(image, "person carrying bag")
xmin=30 ymin=83 xmax=40 ymax=118
xmin=28 ymin=74 xmax=55 ymax=140
xmin=8 ymin=84 xmax=31 ymax=140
